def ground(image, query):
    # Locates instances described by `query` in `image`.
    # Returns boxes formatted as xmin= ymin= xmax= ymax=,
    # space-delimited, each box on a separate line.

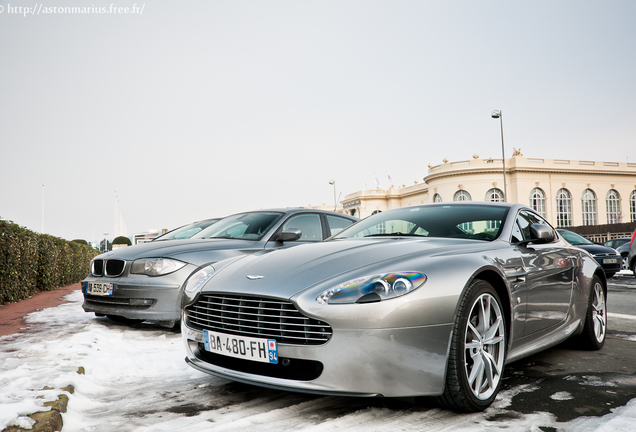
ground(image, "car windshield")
xmin=333 ymin=204 xmax=509 ymax=241
xmin=558 ymin=230 xmax=594 ymax=245
xmin=154 ymin=219 xmax=220 ymax=241
xmin=192 ymin=212 xmax=283 ymax=241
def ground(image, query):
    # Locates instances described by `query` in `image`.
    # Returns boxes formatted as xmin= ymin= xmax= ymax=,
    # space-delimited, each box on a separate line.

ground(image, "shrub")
xmin=0 ymin=219 xmax=100 ymax=305
xmin=112 ymin=236 xmax=132 ymax=246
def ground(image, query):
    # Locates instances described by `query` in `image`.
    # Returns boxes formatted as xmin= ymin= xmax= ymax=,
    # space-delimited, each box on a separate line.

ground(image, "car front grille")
xmin=184 ymin=294 xmax=332 ymax=345
xmin=92 ymin=259 xmax=126 ymax=277
xmin=92 ymin=260 xmax=104 ymax=276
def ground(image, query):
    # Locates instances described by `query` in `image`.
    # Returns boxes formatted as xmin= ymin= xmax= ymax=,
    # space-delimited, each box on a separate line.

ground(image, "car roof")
xmin=228 ymin=208 xmax=358 ymax=219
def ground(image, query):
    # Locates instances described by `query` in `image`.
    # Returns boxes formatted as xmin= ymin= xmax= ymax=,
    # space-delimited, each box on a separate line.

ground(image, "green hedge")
xmin=0 ymin=219 xmax=100 ymax=305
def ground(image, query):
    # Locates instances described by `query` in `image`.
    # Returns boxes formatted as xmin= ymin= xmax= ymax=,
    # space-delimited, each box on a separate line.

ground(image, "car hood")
xmin=573 ymin=244 xmax=618 ymax=256
xmin=95 ymin=238 xmax=261 ymax=265
xmin=203 ymin=237 xmax=500 ymax=299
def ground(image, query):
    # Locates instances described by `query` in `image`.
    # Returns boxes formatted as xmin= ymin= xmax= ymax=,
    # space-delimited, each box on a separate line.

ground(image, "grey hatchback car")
xmin=81 ymin=209 xmax=358 ymax=327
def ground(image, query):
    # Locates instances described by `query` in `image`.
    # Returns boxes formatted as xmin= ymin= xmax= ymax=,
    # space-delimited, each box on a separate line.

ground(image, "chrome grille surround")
xmin=185 ymin=294 xmax=332 ymax=345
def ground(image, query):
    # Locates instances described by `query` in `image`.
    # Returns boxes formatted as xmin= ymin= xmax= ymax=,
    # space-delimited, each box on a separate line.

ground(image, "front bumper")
xmin=81 ymin=275 xmax=184 ymax=323
xmin=182 ymin=321 xmax=453 ymax=398
xmin=594 ymin=255 xmax=621 ymax=275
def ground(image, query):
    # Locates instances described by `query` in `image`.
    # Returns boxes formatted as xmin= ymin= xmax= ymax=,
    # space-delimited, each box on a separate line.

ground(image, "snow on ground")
xmin=1 ymin=291 xmax=635 ymax=431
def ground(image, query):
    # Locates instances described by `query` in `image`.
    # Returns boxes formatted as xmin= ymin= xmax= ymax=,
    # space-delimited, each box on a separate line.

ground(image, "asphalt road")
xmin=494 ymin=273 xmax=636 ymax=423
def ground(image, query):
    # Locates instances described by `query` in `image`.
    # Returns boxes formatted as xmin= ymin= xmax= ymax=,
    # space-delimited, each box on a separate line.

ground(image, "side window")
xmin=514 ymin=213 xmax=532 ymax=242
xmin=326 ymin=215 xmax=355 ymax=237
xmin=511 ymin=220 xmax=524 ymax=243
xmin=281 ymin=214 xmax=323 ymax=241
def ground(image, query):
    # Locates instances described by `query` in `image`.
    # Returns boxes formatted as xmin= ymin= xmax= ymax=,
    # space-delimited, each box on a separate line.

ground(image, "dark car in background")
xmin=557 ymin=229 xmax=621 ymax=278
xmin=604 ymin=237 xmax=631 ymax=249
xmin=81 ymin=209 xmax=358 ymax=327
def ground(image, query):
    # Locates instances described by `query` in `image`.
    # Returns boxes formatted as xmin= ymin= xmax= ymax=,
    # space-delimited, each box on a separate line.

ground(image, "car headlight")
xmin=316 ymin=272 xmax=427 ymax=305
xmin=130 ymin=258 xmax=186 ymax=276
xmin=184 ymin=265 xmax=216 ymax=293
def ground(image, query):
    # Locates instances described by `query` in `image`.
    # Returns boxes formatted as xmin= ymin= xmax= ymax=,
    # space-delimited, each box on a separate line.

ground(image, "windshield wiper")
xmin=203 ymin=236 xmax=237 ymax=240
xmin=362 ymin=233 xmax=426 ymax=238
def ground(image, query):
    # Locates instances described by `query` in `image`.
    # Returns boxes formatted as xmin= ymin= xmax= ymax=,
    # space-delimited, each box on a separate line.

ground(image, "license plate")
xmin=203 ymin=330 xmax=278 ymax=364
xmin=603 ymin=258 xmax=618 ymax=264
xmin=86 ymin=282 xmax=113 ymax=296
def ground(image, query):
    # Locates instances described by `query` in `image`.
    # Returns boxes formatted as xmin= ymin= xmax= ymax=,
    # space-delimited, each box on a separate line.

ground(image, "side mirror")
xmin=529 ymin=224 xmax=555 ymax=244
xmin=276 ymin=228 xmax=302 ymax=243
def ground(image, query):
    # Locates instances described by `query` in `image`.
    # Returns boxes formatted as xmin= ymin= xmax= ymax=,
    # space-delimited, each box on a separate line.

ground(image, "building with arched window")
xmin=341 ymin=153 xmax=636 ymax=231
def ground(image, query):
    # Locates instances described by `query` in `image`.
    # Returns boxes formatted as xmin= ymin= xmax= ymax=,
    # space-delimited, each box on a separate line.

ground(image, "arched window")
xmin=371 ymin=210 xmax=385 ymax=233
xmin=350 ymin=209 xmax=357 ymax=217
xmin=630 ymin=191 xmax=636 ymax=222
xmin=485 ymin=188 xmax=504 ymax=202
xmin=529 ymin=187 xmax=546 ymax=217
xmin=581 ymin=189 xmax=597 ymax=226
xmin=606 ymin=190 xmax=621 ymax=224
xmin=556 ymin=188 xmax=572 ymax=227
xmin=454 ymin=190 xmax=471 ymax=201
xmin=433 ymin=193 xmax=442 ymax=203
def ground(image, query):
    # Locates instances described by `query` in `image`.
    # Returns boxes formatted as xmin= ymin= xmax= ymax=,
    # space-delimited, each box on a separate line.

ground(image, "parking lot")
xmin=1 ymin=275 xmax=635 ymax=431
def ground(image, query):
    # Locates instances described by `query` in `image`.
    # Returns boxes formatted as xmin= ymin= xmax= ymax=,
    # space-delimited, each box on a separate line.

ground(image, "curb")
xmin=2 ymin=385 xmax=74 ymax=432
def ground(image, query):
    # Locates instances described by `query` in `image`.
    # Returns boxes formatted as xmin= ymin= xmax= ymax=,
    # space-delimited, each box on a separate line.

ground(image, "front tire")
xmin=436 ymin=279 xmax=507 ymax=412
xmin=577 ymin=276 xmax=606 ymax=350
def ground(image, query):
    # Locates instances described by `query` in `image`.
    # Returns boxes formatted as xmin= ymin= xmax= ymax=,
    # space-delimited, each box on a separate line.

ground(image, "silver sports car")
xmin=181 ymin=203 xmax=607 ymax=412
xmin=81 ymin=209 xmax=357 ymax=327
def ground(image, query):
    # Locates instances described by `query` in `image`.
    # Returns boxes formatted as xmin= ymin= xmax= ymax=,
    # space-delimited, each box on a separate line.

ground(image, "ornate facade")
xmin=341 ymin=154 xmax=636 ymax=229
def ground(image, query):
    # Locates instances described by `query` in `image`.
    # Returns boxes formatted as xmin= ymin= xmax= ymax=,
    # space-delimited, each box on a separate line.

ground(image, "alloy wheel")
xmin=463 ymin=293 xmax=506 ymax=400
xmin=591 ymin=282 xmax=606 ymax=343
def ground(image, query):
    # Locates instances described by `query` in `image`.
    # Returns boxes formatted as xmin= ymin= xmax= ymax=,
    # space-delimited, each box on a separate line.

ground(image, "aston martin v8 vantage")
xmin=181 ymin=203 xmax=607 ymax=412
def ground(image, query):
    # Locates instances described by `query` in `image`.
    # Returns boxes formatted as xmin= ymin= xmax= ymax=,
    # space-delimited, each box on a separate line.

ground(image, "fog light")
xmin=130 ymin=299 xmax=153 ymax=306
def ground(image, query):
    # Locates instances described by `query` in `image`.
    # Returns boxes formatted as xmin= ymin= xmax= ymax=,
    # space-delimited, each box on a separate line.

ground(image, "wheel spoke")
xmin=483 ymin=316 xmax=503 ymax=342
xmin=469 ymin=354 xmax=485 ymax=396
xmin=479 ymin=296 xmax=491 ymax=334
xmin=483 ymin=351 xmax=502 ymax=377
xmin=465 ymin=341 xmax=481 ymax=350
xmin=467 ymin=322 xmax=481 ymax=341
xmin=593 ymin=314 xmax=605 ymax=340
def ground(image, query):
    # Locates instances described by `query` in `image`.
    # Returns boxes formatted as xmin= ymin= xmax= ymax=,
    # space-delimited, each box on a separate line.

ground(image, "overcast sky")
xmin=1 ymin=0 xmax=635 ymax=243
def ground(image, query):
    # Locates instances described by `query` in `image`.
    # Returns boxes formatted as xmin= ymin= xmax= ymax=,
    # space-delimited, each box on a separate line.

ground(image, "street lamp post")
xmin=491 ymin=110 xmax=507 ymax=202
xmin=329 ymin=180 xmax=337 ymax=211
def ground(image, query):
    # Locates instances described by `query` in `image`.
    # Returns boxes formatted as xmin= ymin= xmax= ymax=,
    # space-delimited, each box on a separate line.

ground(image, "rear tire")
xmin=435 ymin=279 xmax=506 ymax=412
xmin=577 ymin=276 xmax=606 ymax=350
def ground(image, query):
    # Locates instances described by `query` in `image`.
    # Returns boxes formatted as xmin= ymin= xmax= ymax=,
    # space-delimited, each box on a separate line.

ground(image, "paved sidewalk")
xmin=0 ymin=283 xmax=81 ymax=337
